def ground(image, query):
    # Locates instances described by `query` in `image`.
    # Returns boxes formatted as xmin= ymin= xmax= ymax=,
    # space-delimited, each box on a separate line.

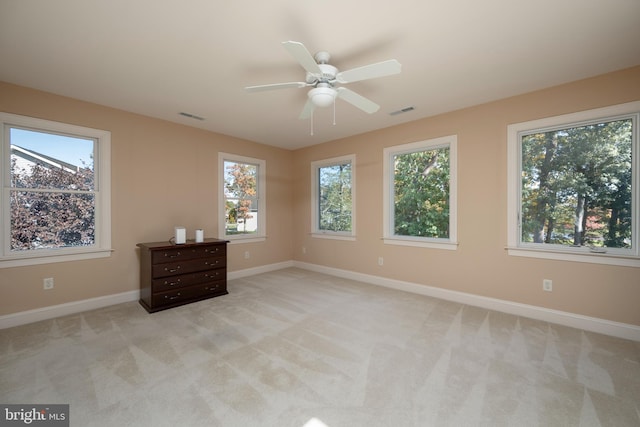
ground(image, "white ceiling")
xmin=1 ymin=0 xmax=639 ymax=150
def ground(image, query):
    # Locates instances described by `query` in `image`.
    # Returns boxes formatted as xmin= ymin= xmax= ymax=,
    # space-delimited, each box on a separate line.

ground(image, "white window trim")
xmin=383 ymin=135 xmax=458 ymax=250
xmin=507 ymin=101 xmax=640 ymax=267
xmin=218 ymin=152 xmax=266 ymax=244
xmin=0 ymin=112 xmax=112 ymax=268
xmin=311 ymin=154 xmax=356 ymax=241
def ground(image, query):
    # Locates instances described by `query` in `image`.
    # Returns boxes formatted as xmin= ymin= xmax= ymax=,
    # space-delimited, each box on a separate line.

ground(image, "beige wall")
xmin=1 ymin=66 xmax=639 ymax=327
xmin=0 ymin=82 xmax=293 ymax=315
xmin=292 ymin=66 xmax=640 ymax=327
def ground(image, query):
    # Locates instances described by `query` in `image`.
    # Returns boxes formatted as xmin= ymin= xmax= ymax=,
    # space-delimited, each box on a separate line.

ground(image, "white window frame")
xmin=311 ymin=154 xmax=356 ymax=241
xmin=218 ymin=152 xmax=266 ymax=244
xmin=507 ymin=101 xmax=640 ymax=267
xmin=383 ymin=135 xmax=458 ymax=250
xmin=0 ymin=112 xmax=111 ymax=268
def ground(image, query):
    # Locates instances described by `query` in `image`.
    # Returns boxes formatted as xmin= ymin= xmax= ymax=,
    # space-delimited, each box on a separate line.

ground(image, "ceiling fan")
xmin=245 ymin=41 xmax=401 ymax=120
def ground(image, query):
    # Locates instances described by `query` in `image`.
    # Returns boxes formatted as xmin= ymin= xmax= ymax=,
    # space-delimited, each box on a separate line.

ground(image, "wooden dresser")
xmin=137 ymin=238 xmax=228 ymax=313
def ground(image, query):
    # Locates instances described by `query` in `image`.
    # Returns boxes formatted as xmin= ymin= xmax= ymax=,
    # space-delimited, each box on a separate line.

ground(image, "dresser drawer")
xmin=151 ymin=256 xmax=226 ymax=278
xmin=152 ymin=269 xmax=226 ymax=292
xmin=151 ymin=281 xmax=227 ymax=307
xmin=152 ymin=244 xmax=226 ymax=264
xmin=152 ymin=287 xmax=198 ymax=307
xmin=198 ymin=281 xmax=227 ymax=296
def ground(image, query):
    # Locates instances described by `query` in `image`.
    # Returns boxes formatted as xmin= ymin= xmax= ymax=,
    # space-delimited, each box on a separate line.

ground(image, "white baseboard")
xmin=0 ymin=261 xmax=296 ymax=330
xmin=293 ymin=261 xmax=640 ymax=342
xmin=228 ymin=260 xmax=295 ymax=280
xmin=3 ymin=260 xmax=639 ymax=343
xmin=0 ymin=290 xmax=140 ymax=330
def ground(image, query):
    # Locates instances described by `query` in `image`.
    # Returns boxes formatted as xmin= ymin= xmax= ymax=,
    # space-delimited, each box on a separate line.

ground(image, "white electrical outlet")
xmin=543 ymin=279 xmax=553 ymax=292
xmin=43 ymin=277 xmax=54 ymax=290
xmin=378 ymin=257 xmax=384 ymax=266
xmin=302 ymin=247 xmax=306 ymax=254
xmin=244 ymin=251 xmax=250 ymax=259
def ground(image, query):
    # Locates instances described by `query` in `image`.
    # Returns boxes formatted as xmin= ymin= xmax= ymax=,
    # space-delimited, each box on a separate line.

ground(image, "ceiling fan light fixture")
xmin=308 ymin=85 xmax=337 ymax=108
xmin=245 ymin=41 xmax=402 ymax=122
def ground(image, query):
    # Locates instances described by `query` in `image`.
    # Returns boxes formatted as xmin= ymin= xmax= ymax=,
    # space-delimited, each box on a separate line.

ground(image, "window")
xmin=218 ymin=153 xmax=266 ymax=243
xmin=311 ymin=155 xmax=355 ymax=240
xmin=1 ymin=112 xmax=111 ymax=268
xmin=507 ymin=101 xmax=640 ymax=267
xmin=383 ymin=135 xmax=458 ymax=249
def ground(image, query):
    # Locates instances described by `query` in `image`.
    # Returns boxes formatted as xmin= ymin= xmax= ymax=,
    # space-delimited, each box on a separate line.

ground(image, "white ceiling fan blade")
xmin=299 ymin=98 xmax=316 ymax=119
xmin=336 ymin=87 xmax=380 ymax=114
xmin=282 ymin=41 xmax=322 ymax=76
xmin=245 ymin=82 xmax=308 ymax=92
xmin=336 ymin=59 xmax=401 ymax=84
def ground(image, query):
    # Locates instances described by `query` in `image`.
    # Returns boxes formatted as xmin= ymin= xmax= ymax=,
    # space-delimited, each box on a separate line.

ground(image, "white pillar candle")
xmin=174 ymin=226 xmax=186 ymax=244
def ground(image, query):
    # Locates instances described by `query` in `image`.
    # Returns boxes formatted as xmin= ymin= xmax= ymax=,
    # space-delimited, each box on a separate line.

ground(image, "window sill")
xmin=226 ymin=236 xmax=266 ymax=244
xmin=383 ymin=237 xmax=458 ymax=250
xmin=0 ymin=248 xmax=112 ymax=269
xmin=311 ymin=233 xmax=356 ymax=241
xmin=507 ymin=247 xmax=640 ymax=267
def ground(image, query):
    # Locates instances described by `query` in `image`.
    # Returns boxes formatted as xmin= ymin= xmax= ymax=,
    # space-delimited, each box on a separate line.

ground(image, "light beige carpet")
xmin=1 ymin=268 xmax=639 ymax=426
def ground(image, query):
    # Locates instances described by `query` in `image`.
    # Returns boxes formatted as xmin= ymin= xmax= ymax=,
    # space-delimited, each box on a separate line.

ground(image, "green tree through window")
xmin=318 ymin=162 xmax=352 ymax=232
xmin=383 ymin=135 xmax=457 ymax=249
xmin=393 ymin=147 xmax=450 ymax=238
xmin=521 ymin=119 xmax=632 ymax=249
xmin=311 ymin=155 xmax=355 ymax=238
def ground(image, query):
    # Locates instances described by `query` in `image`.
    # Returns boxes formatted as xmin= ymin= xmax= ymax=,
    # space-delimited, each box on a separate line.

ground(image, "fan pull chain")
xmin=310 ymin=109 xmax=314 ymax=136
xmin=333 ymin=99 xmax=336 ymax=125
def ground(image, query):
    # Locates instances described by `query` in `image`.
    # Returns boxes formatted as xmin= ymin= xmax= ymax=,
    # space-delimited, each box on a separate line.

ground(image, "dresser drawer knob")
xmin=165 ymin=266 xmax=181 ymax=273
xmin=164 ymin=279 xmax=181 ymax=286
xmin=165 ymin=293 xmax=182 ymax=300
xmin=165 ymin=252 xmax=181 ymax=258
xmin=205 ymin=260 xmax=219 ymax=266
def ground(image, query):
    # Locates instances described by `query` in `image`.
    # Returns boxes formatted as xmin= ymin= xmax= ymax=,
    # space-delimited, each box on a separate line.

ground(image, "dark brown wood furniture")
xmin=137 ymin=238 xmax=228 ymax=313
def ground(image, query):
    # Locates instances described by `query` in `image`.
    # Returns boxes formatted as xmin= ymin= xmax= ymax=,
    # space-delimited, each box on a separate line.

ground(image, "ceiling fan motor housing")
xmin=306 ymin=63 xmax=338 ymax=84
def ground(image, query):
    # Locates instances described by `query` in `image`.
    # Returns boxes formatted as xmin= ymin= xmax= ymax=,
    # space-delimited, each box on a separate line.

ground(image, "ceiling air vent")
xmin=389 ymin=106 xmax=415 ymax=116
xmin=179 ymin=112 xmax=205 ymax=121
